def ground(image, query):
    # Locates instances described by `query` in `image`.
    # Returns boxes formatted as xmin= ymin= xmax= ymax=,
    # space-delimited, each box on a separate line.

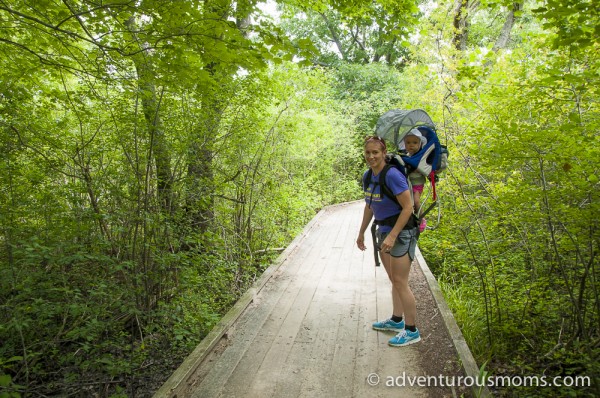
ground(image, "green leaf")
xmin=0 ymin=374 xmax=11 ymax=387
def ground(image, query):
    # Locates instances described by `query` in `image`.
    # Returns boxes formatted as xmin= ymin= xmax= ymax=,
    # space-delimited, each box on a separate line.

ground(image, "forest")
xmin=0 ymin=0 xmax=598 ymax=396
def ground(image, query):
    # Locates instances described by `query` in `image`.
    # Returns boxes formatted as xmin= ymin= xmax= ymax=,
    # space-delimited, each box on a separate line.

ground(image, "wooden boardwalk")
xmin=154 ymin=201 xmax=484 ymax=398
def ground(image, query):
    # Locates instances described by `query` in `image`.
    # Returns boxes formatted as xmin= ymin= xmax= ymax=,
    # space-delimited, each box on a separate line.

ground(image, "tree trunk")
xmin=453 ymin=0 xmax=470 ymax=51
xmin=125 ymin=18 xmax=173 ymax=214
xmin=139 ymin=78 xmax=172 ymax=212
xmin=186 ymin=109 xmax=217 ymax=234
xmin=492 ymin=2 xmax=523 ymax=52
xmin=385 ymin=37 xmax=397 ymax=65
xmin=185 ymin=0 xmax=237 ymax=235
xmin=320 ymin=12 xmax=348 ymax=61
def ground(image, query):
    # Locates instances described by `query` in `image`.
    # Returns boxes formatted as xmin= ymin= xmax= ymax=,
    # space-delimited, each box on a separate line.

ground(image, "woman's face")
xmin=364 ymin=141 xmax=386 ymax=170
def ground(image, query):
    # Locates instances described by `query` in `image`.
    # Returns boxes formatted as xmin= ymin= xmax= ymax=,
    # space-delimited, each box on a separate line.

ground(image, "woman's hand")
xmin=380 ymin=234 xmax=397 ymax=253
xmin=357 ymin=234 xmax=367 ymax=251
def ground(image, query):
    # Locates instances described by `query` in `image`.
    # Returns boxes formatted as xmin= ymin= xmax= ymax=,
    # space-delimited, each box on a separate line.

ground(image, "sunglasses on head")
xmin=364 ymin=135 xmax=387 ymax=150
xmin=364 ymin=135 xmax=384 ymax=142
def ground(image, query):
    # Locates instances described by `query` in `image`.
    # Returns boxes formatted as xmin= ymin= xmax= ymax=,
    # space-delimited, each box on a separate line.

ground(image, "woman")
xmin=356 ymin=135 xmax=421 ymax=346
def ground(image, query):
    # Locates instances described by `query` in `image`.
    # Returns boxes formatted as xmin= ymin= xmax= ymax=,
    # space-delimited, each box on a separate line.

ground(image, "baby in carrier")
xmin=402 ymin=129 xmax=428 ymax=232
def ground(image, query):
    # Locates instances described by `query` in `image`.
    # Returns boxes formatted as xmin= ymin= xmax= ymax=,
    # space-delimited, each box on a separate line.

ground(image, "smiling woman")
xmin=357 ymin=135 xmax=422 ymax=347
xmin=363 ymin=136 xmax=387 ymax=174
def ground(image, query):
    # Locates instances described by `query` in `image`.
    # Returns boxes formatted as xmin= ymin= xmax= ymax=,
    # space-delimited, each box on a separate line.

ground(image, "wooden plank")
xmin=235 ymin=271 xmax=332 ymax=396
xmin=190 ymin=213 xmax=332 ymax=398
xmin=316 ymin=206 xmax=362 ymax=397
xmin=243 ymin=205 xmax=354 ymax=397
xmin=236 ymin=203 xmax=352 ymax=398
xmin=293 ymin=208 xmax=356 ymax=397
xmin=153 ymin=207 xmax=328 ymax=398
xmin=351 ymin=227 xmax=380 ymax=398
xmin=203 ymin=206 xmax=345 ymax=397
xmin=158 ymin=201 xmax=482 ymax=398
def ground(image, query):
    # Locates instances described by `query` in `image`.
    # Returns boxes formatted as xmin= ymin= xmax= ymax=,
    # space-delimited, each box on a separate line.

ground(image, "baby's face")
xmin=404 ymin=135 xmax=422 ymax=154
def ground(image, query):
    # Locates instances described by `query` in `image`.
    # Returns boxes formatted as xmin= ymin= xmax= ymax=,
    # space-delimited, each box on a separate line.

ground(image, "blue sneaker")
xmin=372 ymin=318 xmax=405 ymax=332
xmin=389 ymin=328 xmax=421 ymax=346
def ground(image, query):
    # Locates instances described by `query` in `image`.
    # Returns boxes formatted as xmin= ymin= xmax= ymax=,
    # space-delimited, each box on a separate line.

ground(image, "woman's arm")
xmin=356 ymin=204 xmax=374 ymax=251
xmin=379 ymin=190 xmax=413 ymax=252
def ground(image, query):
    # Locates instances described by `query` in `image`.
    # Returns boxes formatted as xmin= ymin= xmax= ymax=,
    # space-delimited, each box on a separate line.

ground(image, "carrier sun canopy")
xmin=374 ymin=109 xmax=436 ymax=147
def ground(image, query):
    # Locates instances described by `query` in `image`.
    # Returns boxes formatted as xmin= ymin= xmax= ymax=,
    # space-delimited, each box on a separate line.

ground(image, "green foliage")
xmin=532 ymin=0 xmax=600 ymax=49
xmin=155 ymin=253 xmax=242 ymax=350
xmin=414 ymin=4 xmax=600 ymax=395
xmin=0 ymin=356 xmax=24 ymax=398
xmin=279 ymin=0 xmax=418 ymax=66
xmin=2 ymin=0 xmax=599 ymax=396
xmin=0 ymin=1 xmax=359 ymax=395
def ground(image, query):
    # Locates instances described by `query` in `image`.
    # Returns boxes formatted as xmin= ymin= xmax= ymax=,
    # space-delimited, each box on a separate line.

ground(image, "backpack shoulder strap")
xmin=364 ymin=165 xmax=404 ymax=209
xmin=363 ymin=169 xmax=373 ymax=192
xmin=378 ymin=164 xmax=420 ymax=229
xmin=379 ymin=164 xmax=399 ymax=205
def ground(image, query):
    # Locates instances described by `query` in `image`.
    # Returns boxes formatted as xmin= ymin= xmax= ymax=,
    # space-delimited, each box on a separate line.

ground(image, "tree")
xmin=279 ymin=0 xmax=419 ymax=67
xmin=492 ymin=2 xmax=523 ymax=51
xmin=452 ymin=0 xmax=472 ymax=51
xmin=0 ymin=0 xmax=315 ymax=392
xmin=532 ymin=0 xmax=600 ymax=49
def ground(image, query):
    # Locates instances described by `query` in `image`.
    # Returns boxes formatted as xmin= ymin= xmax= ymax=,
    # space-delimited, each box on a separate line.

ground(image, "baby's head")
xmin=403 ymin=129 xmax=427 ymax=155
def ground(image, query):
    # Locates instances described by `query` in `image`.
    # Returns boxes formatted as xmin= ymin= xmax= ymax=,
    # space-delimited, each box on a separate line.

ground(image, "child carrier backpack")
xmin=374 ymin=109 xmax=448 ymax=216
xmin=365 ymin=109 xmax=449 ymax=266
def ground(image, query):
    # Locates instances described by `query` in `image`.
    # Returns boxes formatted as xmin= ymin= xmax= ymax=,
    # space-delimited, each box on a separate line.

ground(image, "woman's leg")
xmin=376 ymin=229 xmax=421 ymax=345
xmin=381 ymin=251 xmax=404 ymax=318
xmin=372 ymin=249 xmax=406 ymax=331
xmin=387 ymin=252 xmax=421 ymax=346
xmin=389 ymin=254 xmax=416 ymax=326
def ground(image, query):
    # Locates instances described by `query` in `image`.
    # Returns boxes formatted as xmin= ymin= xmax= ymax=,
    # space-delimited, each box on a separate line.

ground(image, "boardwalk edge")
xmin=415 ymin=245 xmax=491 ymax=398
xmin=152 ymin=207 xmax=329 ymax=398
